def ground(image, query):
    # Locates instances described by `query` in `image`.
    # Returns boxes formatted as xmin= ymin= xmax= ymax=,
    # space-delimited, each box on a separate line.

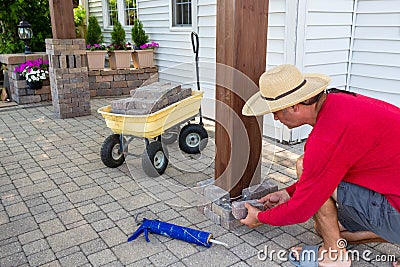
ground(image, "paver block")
xmin=111 ymin=82 xmax=192 ymax=114
xmin=231 ymin=199 xmax=266 ymax=220
xmin=204 ymin=206 xmax=221 ymax=225
xmin=203 ymin=184 xmax=230 ymax=205
xmin=211 ymin=202 xmax=234 ymax=220
xmin=220 ymin=217 xmax=242 ymax=230
xmin=242 ymin=179 xmax=278 ymax=200
xmin=196 ymin=178 xmax=214 ymax=195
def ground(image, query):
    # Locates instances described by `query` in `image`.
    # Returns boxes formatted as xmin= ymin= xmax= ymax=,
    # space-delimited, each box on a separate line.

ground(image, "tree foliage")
xmin=131 ymin=19 xmax=148 ymax=48
xmin=0 ymin=0 xmax=52 ymax=54
xmin=110 ymin=20 xmax=126 ymax=48
xmin=85 ymin=16 xmax=103 ymax=45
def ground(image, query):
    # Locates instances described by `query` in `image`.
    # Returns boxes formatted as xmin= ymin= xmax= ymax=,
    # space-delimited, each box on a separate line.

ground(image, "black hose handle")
xmin=191 ymin=32 xmax=199 ymax=60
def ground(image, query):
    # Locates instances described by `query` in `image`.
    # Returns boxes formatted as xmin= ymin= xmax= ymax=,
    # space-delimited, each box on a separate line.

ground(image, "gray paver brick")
xmin=5 ymin=201 xmax=29 ymax=217
xmin=230 ymin=242 xmax=259 ymax=260
xmin=59 ymin=251 xmax=89 ymax=267
xmin=149 ymin=250 xmax=179 ymax=267
xmin=27 ymin=249 xmax=56 ymax=266
xmin=241 ymin=230 xmax=269 ymax=247
xmin=164 ymin=239 xmax=199 ymax=259
xmin=92 ymin=218 xmax=116 ymax=232
xmin=112 ymin=238 xmax=165 ymax=265
xmin=107 ymin=209 xmax=130 ymax=221
xmin=39 ymin=218 xmax=66 ymax=237
xmin=119 ymin=194 xmax=156 ymax=211
xmin=58 ymin=209 xmax=84 ymax=225
xmin=0 ymin=211 xmax=9 ymax=224
xmin=66 ymin=186 xmax=106 ymax=204
xmin=182 ymin=246 xmax=240 ymax=267
xmin=0 ymin=217 xmax=37 ymax=241
xmin=88 ymin=249 xmax=118 ymax=267
xmin=80 ymin=238 xmax=108 ymax=255
xmin=34 ymin=210 xmax=57 ymax=223
xmin=0 ymin=252 xmax=27 ymax=267
xmin=54 ymin=246 xmax=81 ymax=259
xmin=157 ymin=209 xmax=181 ymax=221
xmin=84 ymin=210 xmax=108 ymax=223
xmin=23 ymin=238 xmax=50 ymax=255
xmin=77 ymin=203 xmax=100 ymax=215
xmin=18 ymin=229 xmax=44 ymax=245
xmin=99 ymin=227 xmax=127 ymax=247
xmin=0 ymin=241 xmax=22 ymax=257
xmin=47 ymin=224 xmax=98 ymax=252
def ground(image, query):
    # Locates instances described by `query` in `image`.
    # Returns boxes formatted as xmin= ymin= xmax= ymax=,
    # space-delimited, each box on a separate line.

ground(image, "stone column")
xmin=45 ymin=39 xmax=91 ymax=119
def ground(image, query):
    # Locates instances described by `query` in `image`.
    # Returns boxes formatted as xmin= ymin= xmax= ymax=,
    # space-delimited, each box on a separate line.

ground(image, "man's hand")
xmin=258 ymin=189 xmax=290 ymax=209
xmin=240 ymin=202 xmax=263 ymax=228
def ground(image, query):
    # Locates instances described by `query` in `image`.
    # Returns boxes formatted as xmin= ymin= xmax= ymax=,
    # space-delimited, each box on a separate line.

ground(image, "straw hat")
xmin=242 ymin=64 xmax=331 ymax=116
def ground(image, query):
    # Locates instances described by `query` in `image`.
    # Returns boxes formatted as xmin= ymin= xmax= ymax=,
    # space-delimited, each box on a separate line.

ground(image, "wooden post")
xmin=215 ymin=0 xmax=269 ymax=198
xmin=48 ymin=0 xmax=76 ymax=39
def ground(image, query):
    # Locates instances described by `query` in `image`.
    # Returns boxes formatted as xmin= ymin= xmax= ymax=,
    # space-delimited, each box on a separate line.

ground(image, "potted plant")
xmin=14 ymin=58 xmax=49 ymax=89
xmin=108 ymin=20 xmax=133 ymax=69
xmin=131 ymin=19 xmax=159 ymax=68
xmin=86 ymin=43 xmax=106 ymax=70
xmin=85 ymin=16 xmax=106 ymax=70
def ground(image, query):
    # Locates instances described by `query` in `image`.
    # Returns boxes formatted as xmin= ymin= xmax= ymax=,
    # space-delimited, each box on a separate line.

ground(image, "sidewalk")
xmin=0 ymin=98 xmax=398 ymax=266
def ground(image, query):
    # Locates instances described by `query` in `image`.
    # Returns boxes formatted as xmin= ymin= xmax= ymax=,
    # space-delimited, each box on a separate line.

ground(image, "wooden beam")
xmin=215 ymin=0 xmax=269 ymax=198
xmin=49 ymin=0 xmax=76 ymax=39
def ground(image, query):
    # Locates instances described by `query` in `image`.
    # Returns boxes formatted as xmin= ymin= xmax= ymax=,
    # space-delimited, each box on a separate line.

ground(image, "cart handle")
xmin=191 ymin=32 xmax=199 ymax=60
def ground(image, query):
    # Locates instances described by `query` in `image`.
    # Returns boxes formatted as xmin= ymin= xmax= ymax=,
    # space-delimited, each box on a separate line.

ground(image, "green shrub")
xmin=0 ymin=0 xmax=52 ymax=53
xmin=110 ymin=20 xmax=126 ymax=49
xmin=74 ymin=5 xmax=87 ymax=38
xmin=85 ymin=16 xmax=103 ymax=45
xmin=131 ymin=19 xmax=149 ymax=48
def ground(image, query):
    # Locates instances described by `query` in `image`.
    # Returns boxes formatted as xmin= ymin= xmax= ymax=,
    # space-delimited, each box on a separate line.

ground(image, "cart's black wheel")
xmin=178 ymin=124 xmax=208 ymax=154
xmin=142 ymin=141 xmax=169 ymax=177
xmin=100 ymin=134 xmax=126 ymax=168
xmin=161 ymin=131 xmax=178 ymax=145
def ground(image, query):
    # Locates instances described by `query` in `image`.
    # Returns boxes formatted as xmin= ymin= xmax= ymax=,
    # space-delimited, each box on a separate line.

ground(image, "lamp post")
xmin=17 ymin=17 xmax=33 ymax=54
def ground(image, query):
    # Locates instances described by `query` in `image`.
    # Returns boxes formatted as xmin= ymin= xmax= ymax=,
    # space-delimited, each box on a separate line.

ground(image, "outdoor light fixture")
xmin=17 ymin=17 xmax=33 ymax=54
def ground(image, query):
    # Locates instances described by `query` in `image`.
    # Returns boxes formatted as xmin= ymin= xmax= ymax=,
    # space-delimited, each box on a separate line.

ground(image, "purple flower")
xmin=139 ymin=42 xmax=160 ymax=50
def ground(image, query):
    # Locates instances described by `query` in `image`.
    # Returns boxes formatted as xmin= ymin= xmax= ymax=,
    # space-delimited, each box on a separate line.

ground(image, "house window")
xmin=124 ymin=0 xmax=138 ymax=26
xmin=106 ymin=0 xmax=138 ymax=26
xmin=172 ymin=0 xmax=192 ymax=27
xmin=107 ymin=0 xmax=118 ymax=25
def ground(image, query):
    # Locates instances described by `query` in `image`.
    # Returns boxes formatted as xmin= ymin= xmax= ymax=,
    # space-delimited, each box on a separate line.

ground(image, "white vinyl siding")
xmin=348 ymin=0 xmax=400 ymax=107
xmin=263 ymin=0 xmax=291 ymax=141
xmin=296 ymin=0 xmax=354 ymax=89
xmin=195 ymin=0 xmax=216 ymax=118
xmin=87 ymin=0 xmax=105 ymax=29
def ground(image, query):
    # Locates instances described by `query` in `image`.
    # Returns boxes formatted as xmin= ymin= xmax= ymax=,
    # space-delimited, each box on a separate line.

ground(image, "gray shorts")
xmin=337 ymin=181 xmax=400 ymax=244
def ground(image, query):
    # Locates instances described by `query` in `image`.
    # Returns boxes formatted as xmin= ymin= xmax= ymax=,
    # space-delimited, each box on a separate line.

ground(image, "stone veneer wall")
xmin=0 ymin=53 xmax=51 ymax=104
xmin=88 ymin=67 xmax=158 ymax=97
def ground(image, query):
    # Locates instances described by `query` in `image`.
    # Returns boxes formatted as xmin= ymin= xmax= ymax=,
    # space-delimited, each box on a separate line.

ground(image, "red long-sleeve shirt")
xmin=258 ymin=93 xmax=400 ymax=226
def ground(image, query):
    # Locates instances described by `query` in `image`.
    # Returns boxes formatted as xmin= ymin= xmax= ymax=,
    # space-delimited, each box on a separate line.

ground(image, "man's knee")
xmin=296 ymin=155 xmax=304 ymax=178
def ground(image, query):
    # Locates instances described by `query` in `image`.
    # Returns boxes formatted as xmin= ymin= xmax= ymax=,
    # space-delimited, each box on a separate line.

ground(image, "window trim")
xmin=102 ymin=0 xmax=139 ymax=30
xmin=169 ymin=0 xmax=196 ymax=32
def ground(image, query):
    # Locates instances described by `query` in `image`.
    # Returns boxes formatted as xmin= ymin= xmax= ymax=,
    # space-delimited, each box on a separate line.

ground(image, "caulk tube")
xmin=128 ymin=218 xmax=213 ymax=247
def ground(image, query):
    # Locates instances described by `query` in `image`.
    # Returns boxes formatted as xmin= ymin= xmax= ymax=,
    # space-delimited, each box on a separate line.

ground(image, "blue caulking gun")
xmin=127 ymin=218 xmax=228 ymax=247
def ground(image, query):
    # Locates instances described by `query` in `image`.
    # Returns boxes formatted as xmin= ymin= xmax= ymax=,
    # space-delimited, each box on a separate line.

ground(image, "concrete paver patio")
xmin=0 ymin=98 xmax=398 ymax=266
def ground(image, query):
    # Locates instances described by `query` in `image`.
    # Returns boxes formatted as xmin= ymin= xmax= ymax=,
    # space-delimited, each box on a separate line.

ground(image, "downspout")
xmin=346 ymin=0 xmax=358 ymax=91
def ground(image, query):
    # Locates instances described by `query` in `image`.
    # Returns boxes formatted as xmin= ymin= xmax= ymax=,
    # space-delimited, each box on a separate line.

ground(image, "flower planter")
xmin=27 ymin=80 xmax=43 ymax=90
xmin=108 ymin=50 xmax=132 ymax=70
xmin=87 ymin=51 xmax=106 ymax=70
xmin=132 ymin=49 xmax=155 ymax=68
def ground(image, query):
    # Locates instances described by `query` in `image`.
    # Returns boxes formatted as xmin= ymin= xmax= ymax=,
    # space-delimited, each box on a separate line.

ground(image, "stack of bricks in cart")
xmin=111 ymin=82 xmax=192 ymax=115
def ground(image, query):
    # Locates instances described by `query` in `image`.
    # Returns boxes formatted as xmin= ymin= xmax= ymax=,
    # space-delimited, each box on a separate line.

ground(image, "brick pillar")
xmin=45 ymin=39 xmax=91 ymax=119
